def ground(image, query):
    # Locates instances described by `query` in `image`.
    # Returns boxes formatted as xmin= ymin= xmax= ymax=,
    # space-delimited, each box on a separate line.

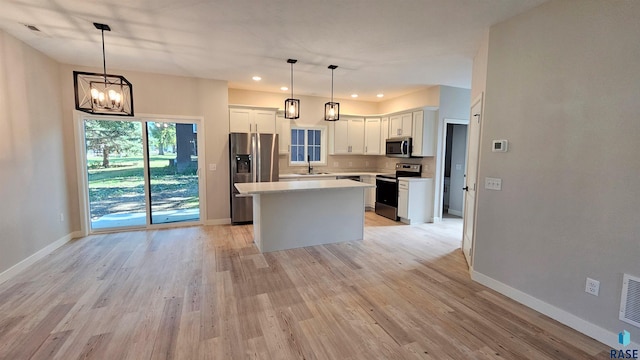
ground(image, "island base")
xmin=253 ymin=188 xmax=365 ymax=252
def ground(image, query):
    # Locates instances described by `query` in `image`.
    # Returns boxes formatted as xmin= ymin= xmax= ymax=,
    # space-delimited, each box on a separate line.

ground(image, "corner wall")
xmin=0 ymin=30 xmax=72 ymax=274
xmin=473 ymin=0 xmax=640 ymax=345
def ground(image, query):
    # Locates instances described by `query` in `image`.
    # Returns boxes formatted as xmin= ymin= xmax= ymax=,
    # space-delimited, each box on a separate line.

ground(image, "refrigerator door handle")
xmin=251 ymin=134 xmax=257 ymax=183
xmin=256 ymin=134 xmax=262 ymax=182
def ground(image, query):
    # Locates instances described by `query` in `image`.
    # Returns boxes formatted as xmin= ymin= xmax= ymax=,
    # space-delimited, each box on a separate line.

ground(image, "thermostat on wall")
xmin=492 ymin=139 xmax=508 ymax=152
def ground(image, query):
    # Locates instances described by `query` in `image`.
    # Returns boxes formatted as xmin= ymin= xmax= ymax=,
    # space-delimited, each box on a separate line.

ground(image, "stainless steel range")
xmin=375 ymin=163 xmax=421 ymax=220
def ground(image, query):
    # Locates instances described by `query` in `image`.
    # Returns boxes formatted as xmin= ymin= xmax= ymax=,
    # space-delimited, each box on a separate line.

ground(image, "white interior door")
xmin=462 ymin=95 xmax=483 ymax=268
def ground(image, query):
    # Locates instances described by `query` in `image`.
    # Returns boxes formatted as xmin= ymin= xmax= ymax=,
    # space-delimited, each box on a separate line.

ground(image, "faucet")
xmin=307 ymin=155 xmax=313 ymax=174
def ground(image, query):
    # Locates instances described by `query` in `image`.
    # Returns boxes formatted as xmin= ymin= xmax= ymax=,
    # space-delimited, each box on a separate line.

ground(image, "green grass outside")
xmin=87 ymin=154 xmax=199 ymax=219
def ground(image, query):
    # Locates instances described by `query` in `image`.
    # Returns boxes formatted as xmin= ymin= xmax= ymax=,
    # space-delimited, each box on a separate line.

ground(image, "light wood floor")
xmin=0 ymin=212 xmax=609 ymax=359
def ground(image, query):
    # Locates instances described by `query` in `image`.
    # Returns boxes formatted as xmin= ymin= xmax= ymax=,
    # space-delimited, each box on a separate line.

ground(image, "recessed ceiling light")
xmin=377 ymin=93 xmax=384 ymax=98
xmin=351 ymin=94 xmax=358 ymax=98
xmin=252 ymin=76 xmax=262 ymax=81
xmin=280 ymin=86 xmax=288 ymax=91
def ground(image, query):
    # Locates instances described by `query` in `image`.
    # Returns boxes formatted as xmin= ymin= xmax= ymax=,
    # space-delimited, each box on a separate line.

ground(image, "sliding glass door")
xmin=83 ymin=117 xmax=201 ymax=231
xmin=146 ymin=121 xmax=200 ymax=224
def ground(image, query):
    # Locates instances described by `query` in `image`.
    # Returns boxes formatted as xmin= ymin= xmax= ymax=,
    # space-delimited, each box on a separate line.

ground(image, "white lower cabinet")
xmin=361 ymin=175 xmax=376 ymax=208
xmin=397 ymin=178 xmax=434 ymax=224
xmin=398 ymin=184 xmax=409 ymax=218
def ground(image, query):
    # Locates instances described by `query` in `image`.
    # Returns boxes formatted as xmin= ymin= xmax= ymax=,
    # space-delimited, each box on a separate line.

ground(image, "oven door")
xmin=375 ymin=177 xmax=398 ymax=220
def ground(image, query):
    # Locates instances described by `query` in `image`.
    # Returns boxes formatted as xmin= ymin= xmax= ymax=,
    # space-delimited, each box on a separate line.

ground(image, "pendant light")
xmin=284 ymin=59 xmax=300 ymax=119
xmin=324 ymin=65 xmax=340 ymax=121
xmin=74 ymin=22 xmax=134 ymax=116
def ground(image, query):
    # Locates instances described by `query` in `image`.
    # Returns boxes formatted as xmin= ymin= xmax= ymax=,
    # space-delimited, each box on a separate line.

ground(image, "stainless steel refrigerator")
xmin=229 ymin=132 xmax=279 ymax=224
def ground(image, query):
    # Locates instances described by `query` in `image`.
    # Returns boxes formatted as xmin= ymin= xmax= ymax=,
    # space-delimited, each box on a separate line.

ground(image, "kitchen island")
xmin=234 ymin=179 xmax=375 ymax=252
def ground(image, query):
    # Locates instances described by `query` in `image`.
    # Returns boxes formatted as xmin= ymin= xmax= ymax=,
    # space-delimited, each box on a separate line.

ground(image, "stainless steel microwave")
xmin=385 ymin=137 xmax=412 ymax=158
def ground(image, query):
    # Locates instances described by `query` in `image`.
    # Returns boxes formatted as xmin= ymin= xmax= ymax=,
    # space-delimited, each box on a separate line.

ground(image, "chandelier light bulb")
xmin=90 ymin=88 xmax=100 ymax=99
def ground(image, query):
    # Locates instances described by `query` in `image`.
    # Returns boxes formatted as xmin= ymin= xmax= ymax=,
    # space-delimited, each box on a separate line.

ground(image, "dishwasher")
xmin=336 ymin=175 xmax=361 ymax=182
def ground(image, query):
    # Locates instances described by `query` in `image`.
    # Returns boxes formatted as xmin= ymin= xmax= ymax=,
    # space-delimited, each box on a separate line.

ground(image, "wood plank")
xmin=0 ymin=213 xmax=610 ymax=359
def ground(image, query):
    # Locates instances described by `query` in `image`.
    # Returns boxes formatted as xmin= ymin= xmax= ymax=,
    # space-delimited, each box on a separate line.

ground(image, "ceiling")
xmin=0 ymin=0 xmax=547 ymax=101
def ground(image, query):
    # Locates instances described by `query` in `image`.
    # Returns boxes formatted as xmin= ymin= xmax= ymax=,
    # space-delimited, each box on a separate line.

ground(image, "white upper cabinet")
xmin=253 ymin=110 xmax=277 ymax=133
xmin=389 ymin=112 xmax=412 ymax=137
xmin=229 ymin=108 xmax=251 ymax=133
xmin=229 ymin=107 xmax=276 ymax=134
xmin=364 ymin=117 xmax=381 ymax=155
xmin=330 ymin=117 xmax=365 ymax=154
xmin=411 ymin=109 xmax=437 ymax=156
xmin=380 ymin=117 xmax=389 ymax=153
xmin=276 ymin=114 xmax=290 ymax=154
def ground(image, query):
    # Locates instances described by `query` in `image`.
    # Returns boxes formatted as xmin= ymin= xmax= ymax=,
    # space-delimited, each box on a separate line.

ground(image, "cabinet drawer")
xmin=398 ymin=181 xmax=409 ymax=190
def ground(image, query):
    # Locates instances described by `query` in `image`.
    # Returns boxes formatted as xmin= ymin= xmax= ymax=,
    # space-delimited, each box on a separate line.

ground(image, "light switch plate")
xmin=209 ymin=164 xmax=216 ymax=171
xmin=485 ymin=177 xmax=502 ymax=190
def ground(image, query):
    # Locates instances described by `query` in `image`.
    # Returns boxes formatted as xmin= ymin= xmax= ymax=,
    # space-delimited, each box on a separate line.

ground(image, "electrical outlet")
xmin=333 ymin=162 xmax=339 ymax=167
xmin=348 ymin=162 xmax=353 ymax=167
xmin=585 ymin=278 xmax=600 ymax=296
xmin=365 ymin=161 xmax=370 ymax=167
xmin=59 ymin=212 xmax=64 ymax=222
xmin=209 ymin=164 xmax=216 ymax=171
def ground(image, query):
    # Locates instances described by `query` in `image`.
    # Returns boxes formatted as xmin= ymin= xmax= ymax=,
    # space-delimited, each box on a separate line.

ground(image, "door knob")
xmin=463 ymin=186 xmax=469 ymax=191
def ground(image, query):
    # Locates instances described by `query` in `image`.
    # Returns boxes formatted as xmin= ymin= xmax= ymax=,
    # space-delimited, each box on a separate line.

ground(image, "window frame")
xmin=289 ymin=125 xmax=327 ymax=167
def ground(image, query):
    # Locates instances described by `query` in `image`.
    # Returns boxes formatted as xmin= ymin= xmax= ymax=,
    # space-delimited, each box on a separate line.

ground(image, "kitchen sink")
xmin=299 ymin=172 xmax=331 ymax=175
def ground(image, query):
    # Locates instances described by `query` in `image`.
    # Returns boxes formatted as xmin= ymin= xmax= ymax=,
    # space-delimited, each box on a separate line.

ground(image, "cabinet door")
xmin=400 ymin=113 xmax=413 ymax=136
xmin=390 ymin=115 xmax=402 ymax=137
xmin=362 ymin=175 xmax=376 ymax=208
xmin=412 ymin=110 xmax=424 ymax=156
xmin=364 ymin=118 xmax=381 ymax=155
xmin=253 ymin=110 xmax=276 ymax=133
xmin=398 ymin=187 xmax=409 ymax=218
xmin=276 ymin=115 xmax=290 ymax=154
xmin=412 ymin=110 xmax=437 ymax=156
xmin=229 ymin=108 xmax=251 ymax=133
xmin=349 ymin=117 xmax=365 ymax=154
xmin=380 ymin=117 xmax=389 ymax=154
xmin=332 ymin=119 xmax=350 ymax=154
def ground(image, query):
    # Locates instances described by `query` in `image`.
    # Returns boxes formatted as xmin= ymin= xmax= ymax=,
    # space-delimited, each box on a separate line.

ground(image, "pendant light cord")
xmin=290 ymin=62 xmax=294 ymax=99
xmin=101 ymin=29 xmax=107 ymax=85
xmin=331 ymin=68 xmax=334 ymax=103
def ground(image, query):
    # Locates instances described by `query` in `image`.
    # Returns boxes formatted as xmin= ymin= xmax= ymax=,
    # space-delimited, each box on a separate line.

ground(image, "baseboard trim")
xmin=471 ymin=270 xmax=639 ymax=349
xmin=204 ymin=218 xmax=231 ymax=226
xmin=447 ymin=209 xmax=463 ymax=217
xmin=0 ymin=231 xmax=80 ymax=285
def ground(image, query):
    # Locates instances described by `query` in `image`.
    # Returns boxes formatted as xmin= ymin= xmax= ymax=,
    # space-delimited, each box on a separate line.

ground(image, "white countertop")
xmin=235 ymin=179 xmax=374 ymax=194
xmin=397 ymin=177 xmax=433 ymax=182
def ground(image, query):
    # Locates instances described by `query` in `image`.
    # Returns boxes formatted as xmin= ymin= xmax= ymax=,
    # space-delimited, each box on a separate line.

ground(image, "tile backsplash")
xmin=279 ymin=154 xmax=435 ymax=178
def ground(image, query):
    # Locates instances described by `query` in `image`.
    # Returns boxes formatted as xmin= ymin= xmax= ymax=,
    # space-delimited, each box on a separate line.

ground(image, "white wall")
xmin=433 ymin=86 xmax=471 ymax=219
xmin=473 ymin=0 xmax=640 ymax=344
xmin=59 ymin=65 xmax=230 ymax=226
xmin=378 ymin=86 xmax=440 ymax=114
xmin=0 ymin=30 xmax=72 ymax=274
